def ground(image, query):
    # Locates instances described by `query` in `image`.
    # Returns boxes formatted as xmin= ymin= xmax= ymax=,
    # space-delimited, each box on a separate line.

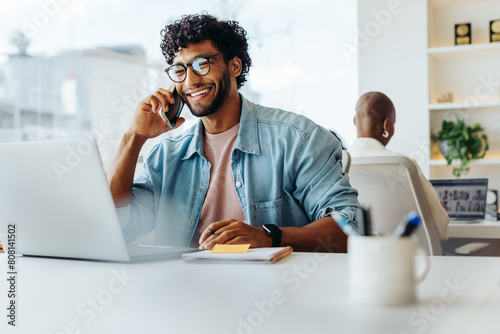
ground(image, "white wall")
xmin=357 ymin=0 xmax=430 ymax=176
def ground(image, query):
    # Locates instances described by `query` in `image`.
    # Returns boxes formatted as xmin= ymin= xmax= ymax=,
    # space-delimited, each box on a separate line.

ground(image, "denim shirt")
xmin=117 ymin=95 xmax=360 ymax=246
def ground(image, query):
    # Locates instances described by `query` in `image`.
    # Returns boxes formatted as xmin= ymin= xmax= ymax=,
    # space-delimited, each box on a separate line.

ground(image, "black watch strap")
xmin=263 ymin=224 xmax=282 ymax=247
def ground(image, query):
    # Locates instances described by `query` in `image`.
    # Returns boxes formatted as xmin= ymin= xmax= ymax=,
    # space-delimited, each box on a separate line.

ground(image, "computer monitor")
xmin=430 ymin=178 xmax=488 ymax=221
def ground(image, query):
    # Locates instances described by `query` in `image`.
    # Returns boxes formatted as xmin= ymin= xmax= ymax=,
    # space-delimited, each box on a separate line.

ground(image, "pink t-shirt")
xmin=193 ymin=123 xmax=247 ymax=244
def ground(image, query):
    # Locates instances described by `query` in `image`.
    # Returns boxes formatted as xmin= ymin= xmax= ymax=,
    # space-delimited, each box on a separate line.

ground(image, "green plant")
xmin=431 ymin=117 xmax=489 ymax=177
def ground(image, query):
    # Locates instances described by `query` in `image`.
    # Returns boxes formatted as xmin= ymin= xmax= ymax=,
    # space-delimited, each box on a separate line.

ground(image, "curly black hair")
xmin=160 ymin=13 xmax=251 ymax=89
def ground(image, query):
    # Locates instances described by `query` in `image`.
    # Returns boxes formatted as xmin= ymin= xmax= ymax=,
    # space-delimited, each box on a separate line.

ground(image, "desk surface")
xmin=449 ymin=219 xmax=500 ymax=238
xmin=1 ymin=253 xmax=500 ymax=334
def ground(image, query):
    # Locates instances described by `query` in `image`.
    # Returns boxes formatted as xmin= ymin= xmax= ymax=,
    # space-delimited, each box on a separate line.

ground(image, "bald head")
xmin=354 ymin=91 xmax=396 ymax=146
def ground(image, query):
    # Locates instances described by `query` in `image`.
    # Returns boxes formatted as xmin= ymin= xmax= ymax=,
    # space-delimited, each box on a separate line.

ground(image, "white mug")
xmin=348 ymin=235 xmax=430 ymax=306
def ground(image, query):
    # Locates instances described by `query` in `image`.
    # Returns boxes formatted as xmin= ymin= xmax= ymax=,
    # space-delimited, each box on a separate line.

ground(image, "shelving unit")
xmin=358 ymin=0 xmax=500 ymax=191
xmin=429 ymin=101 xmax=500 ymax=110
xmin=427 ymin=0 xmax=500 ymax=190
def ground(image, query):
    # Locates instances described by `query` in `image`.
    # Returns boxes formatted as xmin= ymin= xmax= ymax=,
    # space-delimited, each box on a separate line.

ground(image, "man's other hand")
xmin=198 ymin=219 xmax=272 ymax=250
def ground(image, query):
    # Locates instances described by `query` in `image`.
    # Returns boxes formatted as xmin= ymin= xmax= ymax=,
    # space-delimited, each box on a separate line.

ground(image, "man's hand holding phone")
xmin=159 ymin=84 xmax=185 ymax=129
xmin=129 ymin=83 xmax=185 ymax=139
xmin=109 ymin=84 xmax=186 ymax=207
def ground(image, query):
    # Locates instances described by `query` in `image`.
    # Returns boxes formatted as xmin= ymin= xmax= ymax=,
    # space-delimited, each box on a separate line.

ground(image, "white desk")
xmin=1 ymin=253 xmax=500 ymax=334
xmin=448 ymin=220 xmax=500 ymax=239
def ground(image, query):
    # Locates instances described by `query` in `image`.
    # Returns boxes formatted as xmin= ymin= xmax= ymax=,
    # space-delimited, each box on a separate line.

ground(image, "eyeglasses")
xmin=165 ymin=52 xmax=223 ymax=83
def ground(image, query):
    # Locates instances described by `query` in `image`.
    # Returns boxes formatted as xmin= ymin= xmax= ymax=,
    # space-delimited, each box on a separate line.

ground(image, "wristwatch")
xmin=262 ymin=224 xmax=282 ymax=247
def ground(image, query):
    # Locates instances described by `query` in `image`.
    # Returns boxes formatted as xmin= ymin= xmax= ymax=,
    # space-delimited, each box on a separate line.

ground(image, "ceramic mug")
xmin=348 ymin=235 xmax=430 ymax=306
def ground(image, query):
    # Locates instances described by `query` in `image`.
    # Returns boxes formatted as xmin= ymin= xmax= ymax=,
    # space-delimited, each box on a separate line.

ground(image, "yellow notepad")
xmin=211 ymin=244 xmax=250 ymax=254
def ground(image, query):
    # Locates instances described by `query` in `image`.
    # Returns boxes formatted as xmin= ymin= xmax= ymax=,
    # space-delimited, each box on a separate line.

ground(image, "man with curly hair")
xmin=107 ymin=13 xmax=359 ymax=252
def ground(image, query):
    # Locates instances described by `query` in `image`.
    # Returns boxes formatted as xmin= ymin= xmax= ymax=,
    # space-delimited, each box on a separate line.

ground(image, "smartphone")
xmin=159 ymin=84 xmax=185 ymax=129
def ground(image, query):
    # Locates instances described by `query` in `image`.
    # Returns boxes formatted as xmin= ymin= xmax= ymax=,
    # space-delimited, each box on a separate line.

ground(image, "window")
xmin=0 ymin=0 xmax=357 ymax=165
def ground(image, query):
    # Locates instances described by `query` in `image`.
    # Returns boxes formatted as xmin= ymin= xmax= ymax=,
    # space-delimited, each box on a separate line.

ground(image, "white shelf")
xmin=430 ymin=159 xmax=500 ymax=166
xmin=429 ymin=101 xmax=500 ymax=110
xmin=428 ymin=43 xmax=500 ymax=59
xmin=428 ymin=0 xmax=496 ymax=8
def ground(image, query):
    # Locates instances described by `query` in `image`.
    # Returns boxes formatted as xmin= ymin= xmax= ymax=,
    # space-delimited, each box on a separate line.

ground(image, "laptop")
xmin=430 ymin=178 xmax=489 ymax=222
xmin=0 ymin=138 xmax=196 ymax=262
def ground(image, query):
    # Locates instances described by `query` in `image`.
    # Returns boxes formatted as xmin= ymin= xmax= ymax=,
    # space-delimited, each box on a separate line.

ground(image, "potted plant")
xmin=431 ymin=117 xmax=489 ymax=177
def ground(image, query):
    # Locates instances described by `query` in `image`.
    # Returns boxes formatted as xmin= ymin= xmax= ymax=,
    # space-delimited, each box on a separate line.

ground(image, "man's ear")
xmin=353 ymin=116 xmax=357 ymax=126
xmin=229 ymin=57 xmax=242 ymax=77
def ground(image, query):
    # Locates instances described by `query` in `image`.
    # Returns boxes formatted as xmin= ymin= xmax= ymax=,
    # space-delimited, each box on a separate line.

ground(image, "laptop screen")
xmin=430 ymin=178 xmax=488 ymax=220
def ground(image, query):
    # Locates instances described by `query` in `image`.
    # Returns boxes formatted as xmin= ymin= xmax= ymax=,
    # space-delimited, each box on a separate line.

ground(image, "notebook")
xmin=430 ymin=178 xmax=488 ymax=222
xmin=182 ymin=246 xmax=293 ymax=264
xmin=0 ymin=138 xmax=196 ymax=262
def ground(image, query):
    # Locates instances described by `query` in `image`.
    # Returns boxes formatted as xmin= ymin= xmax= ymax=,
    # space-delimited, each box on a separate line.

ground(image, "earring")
xmin=382 ymin=131 xmax=389 ymax=138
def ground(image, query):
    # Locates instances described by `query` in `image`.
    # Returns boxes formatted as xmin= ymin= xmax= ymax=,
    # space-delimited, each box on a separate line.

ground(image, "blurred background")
xmin=0 ymin=0 xmax=358 ymax=166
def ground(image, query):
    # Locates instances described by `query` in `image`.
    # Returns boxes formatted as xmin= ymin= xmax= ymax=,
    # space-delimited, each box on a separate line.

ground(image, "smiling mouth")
xmin=189 ymin=87 xmax=211 ymax=98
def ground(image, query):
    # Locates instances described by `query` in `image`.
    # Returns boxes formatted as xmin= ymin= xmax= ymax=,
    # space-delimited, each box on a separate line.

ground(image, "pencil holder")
xmin=348 ymin=236 xmax=429 ymax=306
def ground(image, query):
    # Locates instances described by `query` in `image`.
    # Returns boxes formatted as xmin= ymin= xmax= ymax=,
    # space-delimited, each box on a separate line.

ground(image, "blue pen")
xmin=392 ymin=211 xmax=421 ymax=238
xmin=329 ymin=211 xmax=359 ymax=237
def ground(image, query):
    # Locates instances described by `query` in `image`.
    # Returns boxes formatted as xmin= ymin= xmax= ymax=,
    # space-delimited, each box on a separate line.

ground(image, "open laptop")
xmin=0 ymin=138 xmax=196 ymax=262
xmin=430 ymin=178 xmax=488 ymax=223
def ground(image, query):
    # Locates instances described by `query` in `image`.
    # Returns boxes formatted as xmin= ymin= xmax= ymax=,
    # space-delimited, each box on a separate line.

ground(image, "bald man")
xmin=349 ymin=91 xmax=449 ymax=240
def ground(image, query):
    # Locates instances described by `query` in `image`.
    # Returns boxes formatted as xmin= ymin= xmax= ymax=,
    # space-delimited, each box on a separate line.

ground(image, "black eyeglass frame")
xmin=165 ymin=52 xmax=223 ymax=83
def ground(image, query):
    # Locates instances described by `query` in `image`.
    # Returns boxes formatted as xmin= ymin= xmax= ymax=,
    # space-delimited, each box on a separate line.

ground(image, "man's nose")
xmin=184 ymin=66 xmax=202 ymax=87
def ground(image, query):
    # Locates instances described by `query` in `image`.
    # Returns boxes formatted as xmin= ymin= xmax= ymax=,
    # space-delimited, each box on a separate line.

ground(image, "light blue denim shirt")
xmin=117 ymin=95 xmax=360 ymax=246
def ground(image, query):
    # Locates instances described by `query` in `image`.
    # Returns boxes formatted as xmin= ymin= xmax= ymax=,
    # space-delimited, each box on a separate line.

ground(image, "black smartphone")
xmin=159 ymin=84 xmax=185 ymax=129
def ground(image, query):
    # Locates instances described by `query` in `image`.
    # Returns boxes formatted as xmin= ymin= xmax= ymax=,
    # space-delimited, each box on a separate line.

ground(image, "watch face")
xmin=263 ymin=224 xmax=282 ymax=235
xmin=263 ymin=224 xmax=282 ymax=247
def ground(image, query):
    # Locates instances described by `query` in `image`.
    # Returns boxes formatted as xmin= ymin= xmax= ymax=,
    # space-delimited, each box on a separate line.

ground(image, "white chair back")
xmin=342 ymin=150 xmax=352 ymax=174
xmin=349 ymin=156 xmax=442 ymax=255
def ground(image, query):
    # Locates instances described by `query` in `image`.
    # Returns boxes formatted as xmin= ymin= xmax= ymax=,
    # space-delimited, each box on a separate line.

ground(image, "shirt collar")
xmin=351 ymin=137 xmax=387 ymax=150
xmin=181 ymin=120 xmax=205 ymax=160
xmin=181 ymin=94 xmax=261 ymax=160
xmin=234 ymin=95 xmax=260 ymax=156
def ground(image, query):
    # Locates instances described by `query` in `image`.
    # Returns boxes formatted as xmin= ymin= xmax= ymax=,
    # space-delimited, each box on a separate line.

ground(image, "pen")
xmin=392 ymin=211 xmax=421 ymax=238
xmin=329 ymin=211 xmax=359 ymax=237
xmin=360 ymin=206 xmax=372 ymax=236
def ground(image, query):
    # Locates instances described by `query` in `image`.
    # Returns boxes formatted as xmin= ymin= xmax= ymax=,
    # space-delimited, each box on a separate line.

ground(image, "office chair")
xmin=348 ymin=156 xmax=443 ymax=256
xmin=342 ymin=150 xmax=352 ymax=174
